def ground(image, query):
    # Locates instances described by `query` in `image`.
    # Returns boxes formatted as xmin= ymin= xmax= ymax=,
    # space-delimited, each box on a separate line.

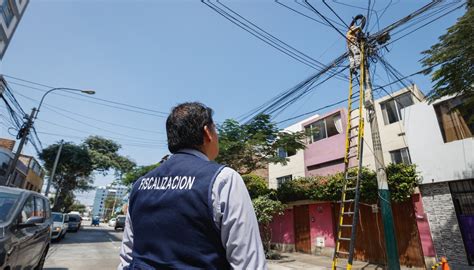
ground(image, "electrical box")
xmin=316 ymin=237 xmax=325 ymax=247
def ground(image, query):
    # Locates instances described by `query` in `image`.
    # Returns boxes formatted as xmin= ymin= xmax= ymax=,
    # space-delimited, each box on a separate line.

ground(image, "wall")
xmin=412 ymin=193 xmax=436 ymax=259
xmin=362 ymin=86 xmax=425 ymax=170
xmin=303 ymin=109 xmax=347 ymax=177
xmin=271 ymin=208 xmax=295 ymax=252
xmin=403 ymin=98 xmax=474 ymax=184
xmin=268 ymin=115 xmax=320 ymax=189
xmin=308 ymin=203 xmax=335 ymax=256
xmin=420 ymin=182 xmax=468 ymax=266
xmin=0 ymin=0 xmax=29 ymax=59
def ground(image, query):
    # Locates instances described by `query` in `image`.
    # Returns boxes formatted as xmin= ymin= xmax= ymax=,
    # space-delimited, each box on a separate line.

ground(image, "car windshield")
xmin=69 ymin=215 xmax=80 ymax=222
xmin=52 ymin=213 xmax=63 ymax=222
xmin=0 ymin=192 xmax=20 ymax=222
xmin=117 ymin=217 xmax=126 ymax=222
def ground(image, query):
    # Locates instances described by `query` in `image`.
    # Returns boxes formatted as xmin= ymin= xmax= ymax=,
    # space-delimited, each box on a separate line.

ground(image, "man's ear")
xmin=203 ymin=125 xmax=213 ymax=142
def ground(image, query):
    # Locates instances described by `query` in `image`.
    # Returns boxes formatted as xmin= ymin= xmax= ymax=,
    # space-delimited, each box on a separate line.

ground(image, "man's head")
xmin=166 ymin=102 xmax=219 ymax=160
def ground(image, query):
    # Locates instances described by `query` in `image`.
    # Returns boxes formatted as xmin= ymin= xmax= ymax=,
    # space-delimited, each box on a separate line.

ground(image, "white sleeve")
xmin=117 ymin=210 xmax=134 ymax=270
xmin=212 ymin=167 xmax=267 ymax=270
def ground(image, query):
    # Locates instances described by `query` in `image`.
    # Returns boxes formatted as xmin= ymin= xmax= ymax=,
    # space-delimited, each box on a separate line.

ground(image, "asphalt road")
xmin=44 ymin=223 xmax=123 ymax=270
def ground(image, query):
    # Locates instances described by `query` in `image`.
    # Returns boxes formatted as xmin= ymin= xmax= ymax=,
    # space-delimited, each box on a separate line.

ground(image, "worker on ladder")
xmin=346 ymin=15 xmax=365 ymax=74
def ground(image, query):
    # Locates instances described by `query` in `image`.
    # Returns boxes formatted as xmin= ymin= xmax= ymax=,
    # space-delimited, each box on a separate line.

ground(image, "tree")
xmin=252 ymin=195 xmax=285 ymax=256
xmin=69 ymin=202 xmax=87 ymax=214
xmin=122 ymin=163 xmax=160 ymax=186
xmin=422 ymin=4 xmax=473 ymax=109
xmin=83 ymin=136 xmax=136 ymax=176
xmin=41 ymin=136 xmax=135 ymax=212
xmin=40 ymin=142 xmax=94 ymax=212
xmin=242 ymin=174 xmax=270 ymax=199
xmin=217 ymin=114 xmax=306 ymax=175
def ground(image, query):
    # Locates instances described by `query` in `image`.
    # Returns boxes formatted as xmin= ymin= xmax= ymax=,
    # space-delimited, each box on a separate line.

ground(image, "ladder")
xmin=331 ymin=42 xmax=366 ymax=270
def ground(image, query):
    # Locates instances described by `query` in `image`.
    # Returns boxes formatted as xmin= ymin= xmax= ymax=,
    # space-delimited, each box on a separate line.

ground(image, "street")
xmin=44 ymin=223 xmax=122 ymax=270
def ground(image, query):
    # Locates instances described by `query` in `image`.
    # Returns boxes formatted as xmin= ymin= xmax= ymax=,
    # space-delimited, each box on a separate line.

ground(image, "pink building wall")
xmin=412 ymin=194 xmax=436 ymax=257
xmin=303 ymin=109 xmax=347 ymax=177
xmin=271 ymin=208 xmax=294 ymax=244
xmin=309 ymin=203 xmax=336 ymax=248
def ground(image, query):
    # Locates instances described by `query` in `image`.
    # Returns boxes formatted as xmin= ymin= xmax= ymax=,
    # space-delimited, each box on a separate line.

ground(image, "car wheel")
xmin=35 ymin=245 xmax=49 ymax=270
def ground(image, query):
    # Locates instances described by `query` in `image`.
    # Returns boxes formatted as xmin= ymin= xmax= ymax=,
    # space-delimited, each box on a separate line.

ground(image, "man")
xmin=118 ymin=102 xmax=266 ymax=270
xmin=346 ymin=23 xmax=362 ymax=73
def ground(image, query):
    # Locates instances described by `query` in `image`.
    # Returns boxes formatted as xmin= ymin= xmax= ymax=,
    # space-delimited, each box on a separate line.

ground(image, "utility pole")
xmin=45 ymin=139 xmax=64 ymax=196
xmin=362 ymin=41 xmax=400 ymax=269
xmin=5 ymin=107 xmax=37 ymax=187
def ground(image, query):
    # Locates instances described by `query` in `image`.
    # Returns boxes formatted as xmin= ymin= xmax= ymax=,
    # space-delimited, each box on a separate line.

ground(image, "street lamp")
xmin=4 ymin=87 xmax=95 ymax=188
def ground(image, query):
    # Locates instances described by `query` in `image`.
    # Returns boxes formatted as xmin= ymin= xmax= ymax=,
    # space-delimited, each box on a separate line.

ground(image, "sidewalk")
xmin=267 ymin=252 xmax=383 ymax=270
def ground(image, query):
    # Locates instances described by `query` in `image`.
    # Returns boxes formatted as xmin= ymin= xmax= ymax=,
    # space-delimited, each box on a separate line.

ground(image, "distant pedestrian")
xmin=118 ymin=102 xmax=266 ymax=270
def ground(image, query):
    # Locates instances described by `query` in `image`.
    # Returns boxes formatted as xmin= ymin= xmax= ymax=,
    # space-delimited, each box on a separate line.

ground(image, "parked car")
xmin=51 ymin=212 xmax=69 ymax=241
xmin=82 ymin=216 xmax=91 ymax=221
xmin=114 ymin=215 xmax=126 ymax=231
xmin=108 ymin=217 xmax=116 ymax=227
xmin=67 ymin=213 xmax=82 ymax=232
xmin=0 ymin=186 xmax=52 ymax=269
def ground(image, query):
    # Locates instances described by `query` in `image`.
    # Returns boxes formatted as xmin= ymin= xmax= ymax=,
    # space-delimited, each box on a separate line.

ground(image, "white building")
xmin=403 ymin=95 xmax=474 ymax=267
xmin=268 ymin=114 xmax=319 ymax=189
xmin=0 ymin=0 xmax=29 ymax=60
xmin=92 ymin=184 xmax=128 ymax=218
xmin=361 ymin=84 xmax=425 ymax=169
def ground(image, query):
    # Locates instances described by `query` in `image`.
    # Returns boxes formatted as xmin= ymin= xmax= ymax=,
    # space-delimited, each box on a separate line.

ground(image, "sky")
xmin=0 ymin=0 xmax=465 ymax=205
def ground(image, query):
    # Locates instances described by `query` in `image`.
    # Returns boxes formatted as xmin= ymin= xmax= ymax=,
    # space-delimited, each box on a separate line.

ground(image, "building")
xmin=0 ymin=138 xmax=42 ymax=190
xmin=403 ymin=95 xmax=474 ymax=268
xmin=92 ymin=183 xmax=128 ymax=218
xmin=0 ymin=0 xmax=29 ymax=60
xmin=19 ymin=154 xmax=45 ymax=192
xmin=361 ymin=85 xmax=425 ymax=169
xmin=268 ymin=114 xmax=319 ymax=189
xmin=269 ymin=85 xmax=436 ymax=267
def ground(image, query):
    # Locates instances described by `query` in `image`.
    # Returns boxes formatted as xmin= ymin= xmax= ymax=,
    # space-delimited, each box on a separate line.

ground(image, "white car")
xmin=51 ymin=212 xmax=69 ymax=241
xmin=108 ymin=218 xmax=116 ymax=227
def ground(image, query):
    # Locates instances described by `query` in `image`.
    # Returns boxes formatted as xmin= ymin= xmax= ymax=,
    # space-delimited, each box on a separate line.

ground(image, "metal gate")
xmin=450 ymin=179 xmax=474 ymax=265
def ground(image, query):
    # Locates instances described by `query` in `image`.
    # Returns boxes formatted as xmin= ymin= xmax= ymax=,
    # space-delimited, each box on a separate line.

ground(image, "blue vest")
xmin=128 ymin=152 xmax=230 ymax=270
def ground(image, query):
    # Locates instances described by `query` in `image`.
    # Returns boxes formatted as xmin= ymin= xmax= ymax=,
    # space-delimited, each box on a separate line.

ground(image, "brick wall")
xmin=420 ymin=182 xmax=468 ymax=266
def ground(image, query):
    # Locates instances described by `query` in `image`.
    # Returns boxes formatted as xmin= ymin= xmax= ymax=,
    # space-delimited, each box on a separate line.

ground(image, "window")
xmin=0 ymin=192 xmax=19 ymax=222
xmin=34 ymin=196 xmax=45 ymax=219
xmin=0 ymin=153 xmax=11 ymax=177
xmin=434 ymin=96 xmax=474 ymax=143
xmin=381 ymin=92 xmax=414 ymax=125
xmin=390 ymin=148 xmax=411 ymax=164
xmin=305 ymin=113 xmax=343 ymax=144
xmin=277 ymin=147 xmax=296 ymax=158
xmin=20 ymin=196 xmax=35 ymax=223
xmin=277 ymin=175 xmax=292 ymax=188
xmin=0 ymin=0 xmax=14 ymax=26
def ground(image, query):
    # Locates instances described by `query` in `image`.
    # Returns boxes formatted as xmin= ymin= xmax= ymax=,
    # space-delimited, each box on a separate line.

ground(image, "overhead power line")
xmin=3 ymin=74 xmax=169 ymax=117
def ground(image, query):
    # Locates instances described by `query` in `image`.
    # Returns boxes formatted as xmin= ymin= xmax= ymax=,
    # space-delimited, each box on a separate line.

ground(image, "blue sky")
xmin=0 ymin=1 xmax=464 ymax=204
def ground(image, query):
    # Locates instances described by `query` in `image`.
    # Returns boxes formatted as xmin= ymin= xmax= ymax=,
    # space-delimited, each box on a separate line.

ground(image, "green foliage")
xmin=422 ymin=5 xmax=473 ymax=103
xmin=276 ymin=164 xmax=418 ymax=204
xmin=41 ymin=137 xmax=135 ymax=212
xmin=252 ymin=195 xmax=285 ymax=226
xmin=386 ymin=163 xmax=420 ymax=202
xmin=40 ymin=142 xmax=94 ymax=212
xmin=122 ymin=163 xmax=161 ymax=186
xmin=69 ymin=202 xmax=87 ymax=214
xmin=217 ymin=114 xmax=306 ymax=175
xmin=252 ymin=195 xmax=285 ymax=255
xmin=242 ymin=174 xmax=270 ymax=199
xmin=83 ymin=136 xmax=136 ymax=176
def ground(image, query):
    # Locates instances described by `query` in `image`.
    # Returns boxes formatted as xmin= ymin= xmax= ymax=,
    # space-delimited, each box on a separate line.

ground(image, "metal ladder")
xmin=331 ymin=42 xmax=366 ymax=270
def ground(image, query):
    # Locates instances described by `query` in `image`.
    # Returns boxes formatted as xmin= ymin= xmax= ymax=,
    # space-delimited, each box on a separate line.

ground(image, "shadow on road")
xmin=53 ymin=226 xmax=123 ymax=245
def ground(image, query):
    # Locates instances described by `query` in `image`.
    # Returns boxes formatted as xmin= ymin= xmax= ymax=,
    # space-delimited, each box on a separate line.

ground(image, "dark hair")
xmin=166 ymin=102 xmax=214 ymax=153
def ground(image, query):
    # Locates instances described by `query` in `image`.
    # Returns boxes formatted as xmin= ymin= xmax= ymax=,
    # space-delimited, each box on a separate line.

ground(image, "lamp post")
xmin=5 ymin=88 xmax=95 ymax=187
